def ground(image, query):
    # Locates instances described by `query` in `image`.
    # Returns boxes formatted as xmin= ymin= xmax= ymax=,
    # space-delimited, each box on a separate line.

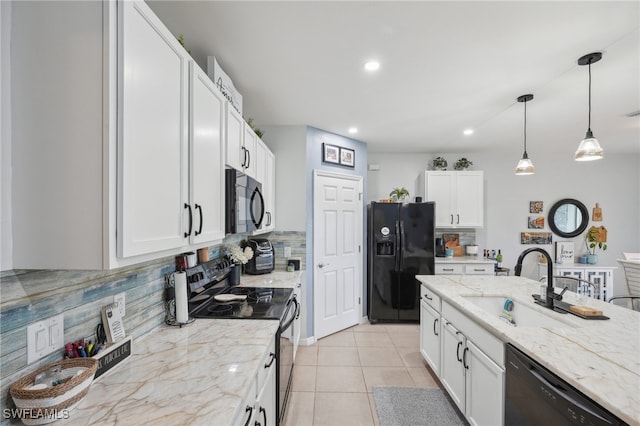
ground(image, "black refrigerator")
xmin=367 ymin=202 xmax=435 ymax=322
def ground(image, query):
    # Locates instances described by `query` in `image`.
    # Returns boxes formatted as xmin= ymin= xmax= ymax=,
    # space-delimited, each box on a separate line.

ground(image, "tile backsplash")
xmin=0 ymin=230 xmax=306 ymax=423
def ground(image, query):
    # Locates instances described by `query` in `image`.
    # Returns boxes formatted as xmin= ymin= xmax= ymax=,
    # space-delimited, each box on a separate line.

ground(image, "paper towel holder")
xmin=165 ymin=271 xmax=195 ymax=328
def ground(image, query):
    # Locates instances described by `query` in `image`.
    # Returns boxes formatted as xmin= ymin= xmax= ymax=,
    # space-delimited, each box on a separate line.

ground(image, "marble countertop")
xmin=62 ymin=271 xmax=301 ymax=425
xmin=435 ymin=256 xmax=494 ymax=264
xmin=416 ymin=274 xmax=640 ymax=425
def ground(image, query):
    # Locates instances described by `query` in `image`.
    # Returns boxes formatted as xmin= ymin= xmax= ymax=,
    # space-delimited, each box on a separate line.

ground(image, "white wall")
xmin=1 ymin=1 xmax=12 ymax=270
xmin=261 ymin=125 xmax=307 ymax=232
xmin=367 ymin=151 xmax=640 ymax=290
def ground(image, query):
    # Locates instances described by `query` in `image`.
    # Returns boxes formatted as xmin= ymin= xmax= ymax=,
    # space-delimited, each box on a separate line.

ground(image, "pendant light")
xmin=575 ymin=52 xmax=604 ymax=161
xmin=515 ymin=94 xmax=535 ymax=175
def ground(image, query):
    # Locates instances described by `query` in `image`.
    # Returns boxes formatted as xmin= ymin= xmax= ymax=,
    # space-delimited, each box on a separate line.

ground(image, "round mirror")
xmin=548 ymin=199 xmax=589 ymax=238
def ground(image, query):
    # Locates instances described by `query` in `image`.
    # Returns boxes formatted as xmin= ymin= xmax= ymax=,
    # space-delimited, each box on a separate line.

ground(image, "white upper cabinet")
xmin=225 ymin=104 xmax=244 ymax=171
xmin=242 ymin=124 xmax=258 ymax=179
xmin=253 ymin=140 xmax=275 ymax=234
xmin=11 ymin=0 xmax=225 ymax=269
xmin=118 ymin=0 xmax=189 ymax=257
xmin=416 ymin=171 xmax=484 ymax=228
xmin=188 ymin=62 xmax=226 ymax=245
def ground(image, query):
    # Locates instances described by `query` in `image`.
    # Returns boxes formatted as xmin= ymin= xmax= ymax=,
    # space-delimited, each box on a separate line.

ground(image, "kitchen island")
xmin=61 ymin=270 xmax=302 ymax=425
xmin=417 ymin=274 xmax=640 ymax=425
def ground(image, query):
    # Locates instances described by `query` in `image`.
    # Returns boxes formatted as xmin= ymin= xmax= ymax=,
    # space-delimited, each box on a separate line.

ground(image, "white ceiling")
xmin=147 ymin=1 xmax=640 ymax=155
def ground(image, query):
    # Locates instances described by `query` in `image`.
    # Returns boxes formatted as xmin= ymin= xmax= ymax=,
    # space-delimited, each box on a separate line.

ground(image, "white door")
xmin=313 ymin=171 xmax=363 ymax=339
xmin=456 ymin=171 xmax=484 ymax=227
xmin=440 ymin=319 xmax=466 ymax=413
xmin=420 ymin=300 xmax=441 ymax=376
xmin=426 ymin=172 xmax=455 ymax=227
xmin=465 ymin=340 xmax=504 ymax=426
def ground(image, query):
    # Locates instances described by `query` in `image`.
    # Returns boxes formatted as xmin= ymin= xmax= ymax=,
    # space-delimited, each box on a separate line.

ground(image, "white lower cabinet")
xmin=420 ymin=298 xmax=441 ymax=376
xmin=420 ymin=287 xmax=504 ymax=426
xmin=235 ymin=337 xmax=277 ymax=426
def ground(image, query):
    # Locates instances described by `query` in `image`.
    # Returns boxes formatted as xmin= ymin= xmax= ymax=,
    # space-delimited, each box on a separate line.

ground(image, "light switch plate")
xmin=284 ymin=246 xmax=292 ymax=258
xmin=27 ymin=313 xmax=64 ymax=364
xmin=114 ymin=292 xmax=126 ymax=317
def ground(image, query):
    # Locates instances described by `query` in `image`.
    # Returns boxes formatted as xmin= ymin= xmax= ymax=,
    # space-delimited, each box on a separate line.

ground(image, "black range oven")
xmin=183 ymin=258 xmax=298 ymax=425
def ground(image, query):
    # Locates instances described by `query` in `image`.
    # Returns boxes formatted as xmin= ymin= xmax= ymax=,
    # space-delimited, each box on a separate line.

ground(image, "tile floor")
xmin=283 ymin=322 xmax=443 ymax=426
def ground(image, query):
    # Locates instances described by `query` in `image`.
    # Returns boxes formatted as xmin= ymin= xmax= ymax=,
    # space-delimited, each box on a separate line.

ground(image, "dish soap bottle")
xmin=496 ymin=250 xmax=503 ymax=268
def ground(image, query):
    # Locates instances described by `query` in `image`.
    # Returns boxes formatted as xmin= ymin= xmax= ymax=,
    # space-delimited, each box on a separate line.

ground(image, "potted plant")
xmin=585 ymin=227 xmax=607 ymax=264
xmin=431 ymin=156 xmax=448 ymax=170
xmin=389 ymin=187 xmax=409 ymax=203
xmin=454 ymin=157 xmax=473 ymax=170
xmin=225 ymin=244 xmax=254 ymax=285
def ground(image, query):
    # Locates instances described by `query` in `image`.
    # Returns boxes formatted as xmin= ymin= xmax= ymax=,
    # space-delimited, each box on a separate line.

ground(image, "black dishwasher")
xmin=505 ymin=344 xmax=625 ymax=426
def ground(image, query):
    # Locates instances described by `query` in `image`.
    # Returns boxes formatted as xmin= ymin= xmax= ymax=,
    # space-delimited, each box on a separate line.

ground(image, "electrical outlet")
xmin=284 ymin=246 xmax=292 ymax=258
xmin=114 ymin=292 xmax=126 ymax=317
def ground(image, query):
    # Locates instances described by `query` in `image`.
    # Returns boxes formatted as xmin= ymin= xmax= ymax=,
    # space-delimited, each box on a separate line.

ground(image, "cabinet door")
xmin=456 ymin=171 xmax=484 ymax=227
xmin=426 ymin=172 xmax=455 ymax=227
xmin=255 ymin=139 xmax=268 ymax=185
xmin=225 ymin=103 xmax=244 ymax=170
xmin=189 ymin=63 xmax=225 ymax=245
xmin=118 ymin=0 xmax=189 ymax=257
xmin=243 ymin=124 xmax=258 ymax=179
xmin=440 ymin=320 xmax=466 ymax=413
xmin=420 ymin=300 xmax=441 ymax=376
xmin=255 ymin=356 xmax=277 ymax=426
xmin=465 ymin=340 xmax=504 ymax=426
xmin=264 ymin=150 xmax=276 ymax=231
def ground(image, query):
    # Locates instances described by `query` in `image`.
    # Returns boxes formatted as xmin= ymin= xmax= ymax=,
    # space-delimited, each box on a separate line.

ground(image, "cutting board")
xmin=443 ymin=233 xmax=460 ymax=248
xmin=569 ymin=305 xmax=603 ymax=316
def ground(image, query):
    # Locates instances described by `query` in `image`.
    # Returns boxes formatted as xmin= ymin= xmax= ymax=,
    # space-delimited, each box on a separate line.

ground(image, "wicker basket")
xmin=10 ymin=358 xmax=98 ymax=425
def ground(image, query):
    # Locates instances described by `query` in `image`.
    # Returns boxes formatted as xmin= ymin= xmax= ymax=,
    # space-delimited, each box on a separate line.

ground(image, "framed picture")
xmin=340 ymin=148 xmax=355 ymax=167
xmin=520 ymin=232 xmax=552 ymax=245
xmin=530 ymin=201 xmax=544 ymax=213
xmin=555 ymin=241 xmax=575 ymax=264
xmin=528 ymin=216 xmax=544 ymax=229
xmin=322 ymin=143 xmax=340 ymax=164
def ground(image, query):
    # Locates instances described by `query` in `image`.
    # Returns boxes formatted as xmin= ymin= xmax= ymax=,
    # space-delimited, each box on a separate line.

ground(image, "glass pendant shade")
xmin=515 ymin=153 xmax=535 ymax=175
xmin=575 ymin=129 xmax=603 ymax=161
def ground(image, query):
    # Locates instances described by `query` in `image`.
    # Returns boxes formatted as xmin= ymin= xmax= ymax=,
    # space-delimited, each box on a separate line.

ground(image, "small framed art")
xmin=322 ymin=143 xmax=340 ymax=164
xmin=340 ymin=148 xmax=355 ymax=167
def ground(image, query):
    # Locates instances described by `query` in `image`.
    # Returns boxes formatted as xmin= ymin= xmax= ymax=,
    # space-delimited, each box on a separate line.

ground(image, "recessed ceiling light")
xmin=364 ymin=61 xmax=380 ymax=72
xmin=463 ymin=129 xmax=474 ymax=136
xmin=348 ymin=127 xmax=358 ymax=134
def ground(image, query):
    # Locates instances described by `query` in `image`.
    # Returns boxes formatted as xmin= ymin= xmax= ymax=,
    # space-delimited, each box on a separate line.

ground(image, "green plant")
xmin=454 ymin=157 xmax=473 ymax=170
xmin=246 ymin=118 xmax=264 ymax=139
xmin=432 ymin=156 xmax=447 ymax=170
xmin=177 ymin=33 xmax=192 ymax=56
xmin=585 ymin=228 xmax=607 ymax=255
xmin=389 ymin=187 xmax=409 ymax=202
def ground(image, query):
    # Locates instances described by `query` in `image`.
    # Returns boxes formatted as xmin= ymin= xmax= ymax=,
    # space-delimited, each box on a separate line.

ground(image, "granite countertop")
xmin=435 ymin=256 xmax=494 ymax=264
xmin=416 ymin=274 xmax=640 ymax=425
xmin=63 ymin=271 xmax=302 ymax=425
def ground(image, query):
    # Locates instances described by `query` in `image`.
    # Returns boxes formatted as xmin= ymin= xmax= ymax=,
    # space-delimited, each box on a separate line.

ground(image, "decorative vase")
xmin=230 ymin=264 xmax=241 ymax=286
xmin=587 ymin=254 xmax=598 ymax=264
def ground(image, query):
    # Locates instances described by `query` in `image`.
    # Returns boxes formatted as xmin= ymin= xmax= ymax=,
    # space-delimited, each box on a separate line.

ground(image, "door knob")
xmin=318 ymin=263 xmax=329 ymax=268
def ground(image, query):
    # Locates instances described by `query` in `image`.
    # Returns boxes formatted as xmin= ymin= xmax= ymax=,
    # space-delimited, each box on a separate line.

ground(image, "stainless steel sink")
xmin=462 ymin=295 xmax=576 ymax=328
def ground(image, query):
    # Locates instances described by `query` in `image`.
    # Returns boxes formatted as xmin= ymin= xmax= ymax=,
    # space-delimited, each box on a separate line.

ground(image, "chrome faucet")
xmin=514 ymin=247 xmax=554 ymax=309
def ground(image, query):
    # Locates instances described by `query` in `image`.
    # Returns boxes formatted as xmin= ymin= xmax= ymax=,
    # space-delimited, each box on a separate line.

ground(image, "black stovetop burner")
xmin=189 ymin=286 xmax=293 ymax=320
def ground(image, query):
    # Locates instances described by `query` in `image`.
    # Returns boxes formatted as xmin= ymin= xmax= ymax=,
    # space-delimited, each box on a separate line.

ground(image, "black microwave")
xmin=225 ymin=169 xmax=265 ymax=234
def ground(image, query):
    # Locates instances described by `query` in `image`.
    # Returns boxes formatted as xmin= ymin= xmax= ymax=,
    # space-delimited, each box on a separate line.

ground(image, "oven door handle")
xmin=294 ymin=295 xmax=301 ymax=319
xmin=280 ymin=297 xmax=298 ymax=332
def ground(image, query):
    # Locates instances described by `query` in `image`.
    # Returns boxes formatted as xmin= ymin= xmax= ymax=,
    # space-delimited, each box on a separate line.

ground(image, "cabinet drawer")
xmin=436 ymin=264 xmax=464 ymax=275
xmin=420 ymin=285 xmax=441 ymax=312
xmin=464 ymin=265 xmax=494 ymax=275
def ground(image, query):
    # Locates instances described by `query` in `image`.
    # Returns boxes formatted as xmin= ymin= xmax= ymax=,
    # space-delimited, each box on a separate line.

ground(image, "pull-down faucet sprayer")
xmin=514 ymin=247 xmax=555 ymax=309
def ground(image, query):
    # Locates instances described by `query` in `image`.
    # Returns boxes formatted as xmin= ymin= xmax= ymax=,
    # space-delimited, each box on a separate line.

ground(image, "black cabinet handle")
xmin=195 ymin=204 xmax=203 ymax=236
xmin=457 ymin=214 xmax=460 ymax=224
xmin=463 ymin=347 xmax=469 ymax=370
xmin=244 ymin=405 xmax=254 ymax=426
xmin=241 ymin=146 xmax=247 ymax=168
xmin=456 ymin=341 xmax=463 ymax=362
xmin=260 ymin=406 xmax=267 ymax=426
xmin=184 ymin=203 xmax=192 ymax=237
xmin=425 ymin=294 xmax=433 ymax=300
xmin=450 ymin=214 xmax=454 ymax=224
xmin=264 ymin=352 xmax=276 ymax=368
xmin=246 ymin=149 xmax=251 ymax=169
xmin=433 ymin=318 xmax=439 ymax=336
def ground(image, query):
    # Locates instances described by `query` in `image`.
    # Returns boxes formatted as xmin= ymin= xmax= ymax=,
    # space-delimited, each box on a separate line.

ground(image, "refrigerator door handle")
xmin=399 ymin=220 xmax=406 ymax=270
xmin=395 ymin=220 xmax=401 ymax=271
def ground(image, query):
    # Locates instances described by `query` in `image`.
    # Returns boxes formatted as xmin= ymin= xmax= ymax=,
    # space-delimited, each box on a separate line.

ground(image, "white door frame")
xmin=312 ymin=169 xmax=364 ymax=339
